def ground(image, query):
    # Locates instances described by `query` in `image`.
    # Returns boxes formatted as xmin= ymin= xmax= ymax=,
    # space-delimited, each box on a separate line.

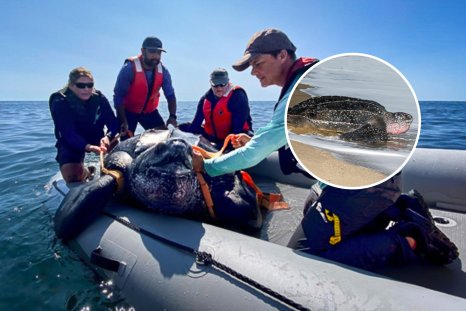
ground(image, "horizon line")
xmin=1 ymin=99 xmax=466 ymax=103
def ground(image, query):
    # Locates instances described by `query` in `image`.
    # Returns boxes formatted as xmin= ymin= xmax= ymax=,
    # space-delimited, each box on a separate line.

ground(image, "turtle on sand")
xmin=287 ymin=96 xmax=413 ymax=143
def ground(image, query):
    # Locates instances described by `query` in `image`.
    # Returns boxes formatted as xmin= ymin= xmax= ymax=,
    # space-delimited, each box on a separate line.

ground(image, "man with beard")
xmin=113 ymin=36 xmax=177 ymax=139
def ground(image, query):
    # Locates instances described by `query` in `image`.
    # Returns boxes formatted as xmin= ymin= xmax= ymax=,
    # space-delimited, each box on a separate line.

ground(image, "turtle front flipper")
xmin=340 ymin=116 xmax=388 ymax=143
xmin=287 ymin=115 xmax=325 ymax=135
xmin=55 ymin=151 xmax=133 ymax=241
xmin=287 ymin=114 xmax=313 ymax=127
xmin=54 ymin=175 xmax=118 ymax=240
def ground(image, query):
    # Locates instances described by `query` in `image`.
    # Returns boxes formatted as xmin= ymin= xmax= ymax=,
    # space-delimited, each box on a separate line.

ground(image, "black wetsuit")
xmin=49 ymin=89 xmax=119 ymax=165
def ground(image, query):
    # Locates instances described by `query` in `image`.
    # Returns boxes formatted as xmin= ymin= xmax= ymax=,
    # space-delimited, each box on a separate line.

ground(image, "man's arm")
xmin=166 ymin=96 xmax=177 ymax=127
xmin=113 ymin=62 xmax=133 ymax=109
xmin=161 ymin=67 xmax=177 ymax=126
xmin=188 ymin=96 xmax=207 ymax=134
xmin=203 ymin=94 xmax=289 ymax=177
xmin=113 ymin=62 xmax=133 ymax=135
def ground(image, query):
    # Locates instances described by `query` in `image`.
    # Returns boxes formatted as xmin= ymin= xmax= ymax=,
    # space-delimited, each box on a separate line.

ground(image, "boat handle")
xmin=90 ymin=246 xmax=127 ymax=276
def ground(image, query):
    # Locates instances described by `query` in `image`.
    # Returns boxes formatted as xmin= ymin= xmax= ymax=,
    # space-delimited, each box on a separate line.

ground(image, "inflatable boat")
xmin=53 ymin=148 xmax=466 ymax=310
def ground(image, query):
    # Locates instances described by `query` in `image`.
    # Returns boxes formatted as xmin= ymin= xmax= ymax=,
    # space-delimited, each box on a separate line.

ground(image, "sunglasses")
xmin=212 ymin=83 xmax=227 ymax=88
xmin=75 ymin=82 xmax=94 ymax=89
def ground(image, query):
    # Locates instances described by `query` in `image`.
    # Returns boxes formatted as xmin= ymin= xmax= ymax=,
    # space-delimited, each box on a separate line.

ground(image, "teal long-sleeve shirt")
xmin=204 ymin=80 xmax=296 ymax=177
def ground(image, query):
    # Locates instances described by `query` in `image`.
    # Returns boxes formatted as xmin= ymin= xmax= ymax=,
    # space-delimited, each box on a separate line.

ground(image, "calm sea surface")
xmin=0 ymin=100 xmax=465 ymax=310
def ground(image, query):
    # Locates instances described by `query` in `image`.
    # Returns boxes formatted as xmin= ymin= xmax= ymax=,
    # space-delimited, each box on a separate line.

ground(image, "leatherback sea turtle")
xmin=287 ymin=96 xmax=413 ymax=143
xmin=54 ymin=129 xmax=261 ymax=240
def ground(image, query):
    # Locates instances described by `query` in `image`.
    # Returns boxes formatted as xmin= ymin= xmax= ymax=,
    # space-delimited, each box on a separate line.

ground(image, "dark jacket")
xmin=277 ymin=57 xmax=319 ymax=176
xmin=49 ymin=89 xmax=119 ymax=151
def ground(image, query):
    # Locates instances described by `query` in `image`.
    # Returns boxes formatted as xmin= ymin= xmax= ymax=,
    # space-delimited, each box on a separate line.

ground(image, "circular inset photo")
xmin=286 ymin=53 xmax=421 ymax=189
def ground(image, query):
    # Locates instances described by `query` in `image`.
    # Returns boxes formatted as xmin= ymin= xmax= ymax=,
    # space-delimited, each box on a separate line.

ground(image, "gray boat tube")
xmin=402 ymin=148 xmax=466 ymax=212
xmin=58 ymin=148 xmax=466 ymax=310
xmin=70 ymin=203 xmax=466 ymax=311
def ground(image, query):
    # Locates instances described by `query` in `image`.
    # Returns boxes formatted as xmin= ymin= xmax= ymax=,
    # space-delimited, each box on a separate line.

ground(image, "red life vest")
xmin=286 ymin=57 xmax=318 ymax=82
xmin=123 ymin=55 xmax=164 ymax=114
xmin=278 ymin=57 xmax=319 ymax=104
xmin=203 ymin=85 xmax=250 ymax=140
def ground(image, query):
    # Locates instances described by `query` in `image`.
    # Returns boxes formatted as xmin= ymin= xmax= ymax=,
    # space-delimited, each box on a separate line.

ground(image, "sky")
xmin=1 ymin=0 xmax=465 ymax=101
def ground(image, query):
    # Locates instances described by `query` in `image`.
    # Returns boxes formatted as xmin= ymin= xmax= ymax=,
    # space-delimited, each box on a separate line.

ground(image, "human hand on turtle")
xmin=119 ymin=122 xmax=130 ymax=138
xmin=191 ymin=149 xmax=205 ymax=173
xmin=85 ymin=144 xmax=105 ymax=155
xmin=231 ymin=133 xmax=251 ymax=149
xmin=100 ymin=136 xmax=111 ymax=153
xmin=166 ymin=115 xmax=178 ymax=127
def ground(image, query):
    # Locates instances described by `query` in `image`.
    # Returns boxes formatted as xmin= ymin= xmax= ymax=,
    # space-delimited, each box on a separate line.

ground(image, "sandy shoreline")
xmin=289 ymin=83 xmax=312 ymax=107
xmin=290 ymin=140 xmax=387 ymax=188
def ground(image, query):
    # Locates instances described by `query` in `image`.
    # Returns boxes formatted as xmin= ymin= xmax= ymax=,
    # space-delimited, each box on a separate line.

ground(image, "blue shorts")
xmin=55 ymin=142 xmax=85 ymax=166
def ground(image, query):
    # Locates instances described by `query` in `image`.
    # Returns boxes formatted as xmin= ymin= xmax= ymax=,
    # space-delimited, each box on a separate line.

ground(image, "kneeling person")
xmin=288 ymin=175 xmax=459 ymax=270
xmin=49 ymin=67 xmax=119 ymax=183
xmin=181 ymin=68 xmax=252 ymax=147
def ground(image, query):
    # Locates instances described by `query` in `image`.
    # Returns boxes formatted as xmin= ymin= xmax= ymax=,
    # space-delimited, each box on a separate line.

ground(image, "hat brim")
xmin=232 ymin=53 xmax=256 ymax=72
xmin=145 ymin=47 xmax=167 ymax=53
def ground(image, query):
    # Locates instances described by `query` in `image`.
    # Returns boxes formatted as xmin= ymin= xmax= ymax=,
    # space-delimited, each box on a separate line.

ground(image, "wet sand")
xmin=289 ymin=83 xmax=312 ymax=107
xmin=290 ymin=140 xmax=387 ymax=188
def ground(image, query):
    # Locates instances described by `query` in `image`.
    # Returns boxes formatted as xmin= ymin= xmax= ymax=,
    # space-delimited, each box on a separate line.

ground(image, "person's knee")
xmin=60 ymin=163 xmax=86 ymax=183
xmin=178 ymin=122 xmax=192 ymax=132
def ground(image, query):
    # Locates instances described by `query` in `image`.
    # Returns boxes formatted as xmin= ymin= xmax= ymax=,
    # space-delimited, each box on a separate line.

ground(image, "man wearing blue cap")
xmin=113 ymin=36 xmax=177 ymax=138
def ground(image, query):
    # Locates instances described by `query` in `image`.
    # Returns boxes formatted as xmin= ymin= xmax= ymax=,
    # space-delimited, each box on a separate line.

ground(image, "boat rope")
xmin=99 ymin=151 xmax=125 ymax=192
xmin=102 ymin=210 xmax=310 ymax=311
xmin=194 ymin=171 xmax=216 ymax=219
xmin=192 ymin=134 xmax=235 ymax=159
xmin=99 ymin=134 xmax=126 ymax=192
xmin=192 ymin=135 xmax=288 ymax=211
xmin=240 ymin=171 xmax=289 ymax=211
xmin=52 ymin=180 xmax=67 ymax=197
xmin=191 ymin=135 xmax=237 ymax=219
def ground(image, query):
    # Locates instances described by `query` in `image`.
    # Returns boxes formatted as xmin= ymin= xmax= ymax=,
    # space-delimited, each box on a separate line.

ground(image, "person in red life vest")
xmin=113 ymin=36 xmax=177 ymax=139
xmin=180 ymin=68 xmax=252 ymax=147
xmin=192 ymin=29 xmax=318 ymax=176
xmin=49 ymin=67 xmax=119 ymax=183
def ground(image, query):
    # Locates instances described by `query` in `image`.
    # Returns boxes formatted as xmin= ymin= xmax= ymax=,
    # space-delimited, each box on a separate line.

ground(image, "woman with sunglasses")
xmin=180 ymin=68 xmax=252 ymax=148
xmin=49 ymin=67 xmax=119 ymax=183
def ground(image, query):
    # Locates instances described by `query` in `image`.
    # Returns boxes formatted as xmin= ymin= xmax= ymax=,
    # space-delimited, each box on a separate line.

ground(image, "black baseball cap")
xmin=232 ymin=29 xmax=296 ymax=71
xmin=142 ymin=36 xmax=166 ymax=52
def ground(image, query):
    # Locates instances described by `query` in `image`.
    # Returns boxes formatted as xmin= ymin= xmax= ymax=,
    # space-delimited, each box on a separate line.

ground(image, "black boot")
xmin=394 ymin=190 xmax=459 ymax=265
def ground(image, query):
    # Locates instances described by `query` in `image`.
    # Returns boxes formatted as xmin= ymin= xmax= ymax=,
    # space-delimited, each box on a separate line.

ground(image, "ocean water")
xmin=0 ymin=100 xmax=465 ymax=310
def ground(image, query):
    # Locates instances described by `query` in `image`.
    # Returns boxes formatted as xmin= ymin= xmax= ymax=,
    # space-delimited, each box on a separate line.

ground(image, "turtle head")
xmin=386 ymin=112 xmax=413 ymax=135
xmin=129 ymin=137 xmax=203 ymax=215
xmin=141 ymin=137 xmax=193 ymax=173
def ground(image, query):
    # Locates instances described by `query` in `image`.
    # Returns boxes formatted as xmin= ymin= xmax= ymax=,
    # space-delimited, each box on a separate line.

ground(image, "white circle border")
xmin=284 ymin=52 xmax=422 ymax=190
